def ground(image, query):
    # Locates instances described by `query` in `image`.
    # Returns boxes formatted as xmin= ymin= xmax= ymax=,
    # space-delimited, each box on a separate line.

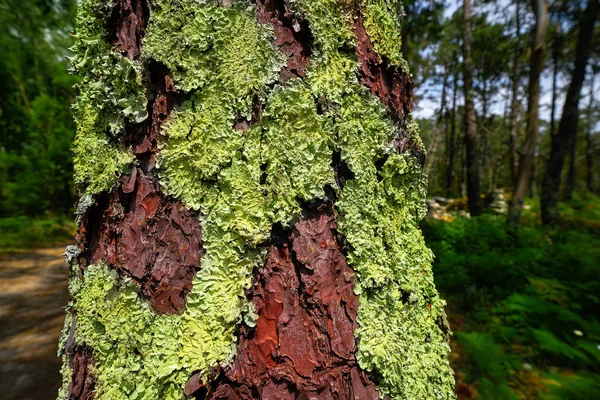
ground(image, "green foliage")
xmin=456 ymin=332 xmax=511 ymax=382
xmin=423 ymin=200 xmax=600 ymax=398
xmin=0 ymin=216 xmax=75 ymax=251
xmin=477 ymin=378 xmax=520 ymax=400
xmin=540 ymin=371 xmax=600 ymax=400
xmin=0 ymin=0 xmax=77 ymax=217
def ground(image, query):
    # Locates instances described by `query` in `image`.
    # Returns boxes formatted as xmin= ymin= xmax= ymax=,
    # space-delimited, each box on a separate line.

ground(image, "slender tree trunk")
xmin=509 ymin=1 xmax=522 ymax=186
xmin=58 ymin=1 xmax=454 ymax=399
xmin=446 ymin=71 xmax=458 ymax=198
xmin=564 ymin=129 xmax=577 ymax=199
xmin=507 ymin=0 xmax=549 ymax=233
xmin=462 ymin=0 xmax=483 ymax=216
xmin=541 ymin=0 xmax=600 ymax=224
xmin=426 ymin=66 xmax=449 ymax=178
xmin=550 ymin=26 xmax=560 ymax=140
xmin=586 ymin=74 xmax=595 ymax=192
xmin=480 ymin=78 xmax=489 ymax=191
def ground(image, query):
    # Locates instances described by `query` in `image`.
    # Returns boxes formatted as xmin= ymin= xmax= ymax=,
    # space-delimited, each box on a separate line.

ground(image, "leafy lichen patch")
xmin=70 ymin=0 xmax=148 ymax=194
xmin=143 ymin=0 xmax=284 ymax=109
xmin=361 ymin=0 xmax=407 ymax=68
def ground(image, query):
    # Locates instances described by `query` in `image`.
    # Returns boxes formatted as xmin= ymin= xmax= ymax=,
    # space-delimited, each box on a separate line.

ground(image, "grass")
xmin=422 ymin=195 xmax=600 ymax=399
xmin=0 ymin=215 xmax=76 ymax=252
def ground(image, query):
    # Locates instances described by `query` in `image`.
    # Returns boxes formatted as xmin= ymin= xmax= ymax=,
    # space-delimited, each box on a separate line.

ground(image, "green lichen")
xmin=143 ymin=0 xmax=284 ymax=112
xmin=289 ymin=0 xmax=355 ymax=57
xmin=72 ymin=107 xmax=135 ymax=194
xmin=361 ymin=0 xmax=407 ymax=68
xmin=337 ymin=152 xmax=454 ymax=398
xmin=70 ymin=0 xmax=148 ymax=194
xmin=289 ymin=0 xmax=360 ymax=104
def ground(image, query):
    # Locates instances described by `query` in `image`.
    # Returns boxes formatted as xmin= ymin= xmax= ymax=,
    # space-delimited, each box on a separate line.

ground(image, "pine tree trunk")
xmin=58 ymin=1 xmax=455 ymax=399
xmin=507 ymin=0 xmax=548 ymax=233
xmin=445 ymin=70 xmax=457 ymax=198
xmin=462 ymin=0 xmax=483 ymax=216
xmin=509 ymin=1 xmax=522 ymax=187
xmin=541 ymin=0 xmax=599 ymax=224
xmin=586 ymin=75 xmax=595 ymax=192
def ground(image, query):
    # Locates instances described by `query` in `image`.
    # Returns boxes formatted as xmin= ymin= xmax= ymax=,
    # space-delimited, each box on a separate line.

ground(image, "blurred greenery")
xmin=0 ymin=215 xmax=76 ymax=251
xmin=0 ymin=0 xmax=77 ymax=218
xmin=422 ymin=196 xmax=600 ymax=398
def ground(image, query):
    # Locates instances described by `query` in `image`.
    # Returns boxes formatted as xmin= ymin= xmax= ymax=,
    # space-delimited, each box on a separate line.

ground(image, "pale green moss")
xmin=70 ymin=0 xmax=147 ymax=195
xmin=70 ymin=261 xmax=264 ymax=399
xmin=335 ymin=100 xmax=454 ymax=396
xmin=157 ymin=85 xmax=243 ymax=210
xmin=289 ymin=0 xmax=354 ymax=57
xmin=260 ymin=80 xmax=335 ymax=222
xmin=144 ymin=0 xmax=284 ymax=111
xmin=306 ymin=52 xmax=359 ymax=104
xmin=57 ymin=361 xmax=71 ymax=400
xmin=72 ymin=105 xmax=135 ymax=194
xmin=289 ymin=0 xmax=360 ymax=105
xmin=362 ymin=0 xmax=407 ymax=68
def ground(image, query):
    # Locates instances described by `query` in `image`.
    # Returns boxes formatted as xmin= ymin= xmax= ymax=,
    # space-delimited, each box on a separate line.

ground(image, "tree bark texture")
xmin=445 ymin=70 xmax=457 ymax=198
xmin=586 ymin=75 xmax=595 ymax=192
xmin=508 ymin=1 xmax=522 ymax=187
xmin=507 ymin=0 xmax=548 ymax=233
xmin=462 ymin=0 xmax=483 ymax=216
xmin=541 ymin=0 xmax=599 ymax=224
xmin=58 ymin=0 xmax=454 ymax=399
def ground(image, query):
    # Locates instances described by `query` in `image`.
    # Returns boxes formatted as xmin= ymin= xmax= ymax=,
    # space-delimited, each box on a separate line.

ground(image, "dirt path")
xmin=0 ymin=247 xmax=71 ymax=400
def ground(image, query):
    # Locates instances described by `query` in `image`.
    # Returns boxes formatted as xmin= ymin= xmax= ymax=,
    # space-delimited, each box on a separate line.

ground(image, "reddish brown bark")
xmin=184 ymin=206 xmax=378 ymax=399
xmin=68 ymin=348 xmax=96 ymax=400
xmin=255 ymin=0 xmax=312 ymax=81
xmin=354 ymin=14 xmax=413 ymax=119
xmin=108 ymin=0 xmax=148 ymax=59
xmin=82 ymin=168 xmax=202 ymax=314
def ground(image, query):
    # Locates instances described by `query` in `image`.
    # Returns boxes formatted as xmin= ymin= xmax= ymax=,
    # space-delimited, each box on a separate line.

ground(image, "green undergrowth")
xmin=422 ymin=197 xmax=600 ymax=398
xmin=0 ymin=216 xmax=75 ymax=251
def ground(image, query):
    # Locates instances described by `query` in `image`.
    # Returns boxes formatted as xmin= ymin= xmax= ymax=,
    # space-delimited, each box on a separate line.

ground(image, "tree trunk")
xmin=509 ymin=1 xmax=522 ymax=186
xmin=541 ymin=0 xmax=600 ymax=224
xmin=549 ymin=25 xmax=560 ymax=140
xmin=426 ymin=65 xmax=448 ymax=178
xmin=507 ymin=0 xmax=549 ymax=233
xmin=564 ymin=129 xmax=577 ymax=200
xmin=446 ymin=71 xmax=458 ymax=198
xmin=58 ymin=1 xmax=454 ymax=399
xmin=462 ymin=0 xmax=483 ymax=216
xmin=586 ymin=74 xmax=595 ymax=192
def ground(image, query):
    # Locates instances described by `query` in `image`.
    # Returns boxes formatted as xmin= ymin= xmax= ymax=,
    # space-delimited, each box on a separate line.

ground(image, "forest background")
xmin=0 ymin=0 xmax=599 ymax=398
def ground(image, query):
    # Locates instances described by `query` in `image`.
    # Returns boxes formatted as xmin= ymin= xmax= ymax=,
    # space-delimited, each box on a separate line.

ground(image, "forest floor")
xmin=0 ymin=247 xmax=69 ymax=400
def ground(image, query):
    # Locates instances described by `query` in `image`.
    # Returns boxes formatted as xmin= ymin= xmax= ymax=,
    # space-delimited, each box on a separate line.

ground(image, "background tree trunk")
xmin=541 ymin=0 xmax=600 ymax=224
xmin=586 ymin=74 xmax=595 ymax=192
xmin=507 ymin=0 xmax=548 ymax=233
xmin=58 ymin=0 xmax=454 ymax=399
xmin=462 ymin=0 xmax=483 ymax=216
xmin=446 ymin=70 xmax=458 ymax=198
xmin=509 ymin=1 xmax=522 ymax=186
